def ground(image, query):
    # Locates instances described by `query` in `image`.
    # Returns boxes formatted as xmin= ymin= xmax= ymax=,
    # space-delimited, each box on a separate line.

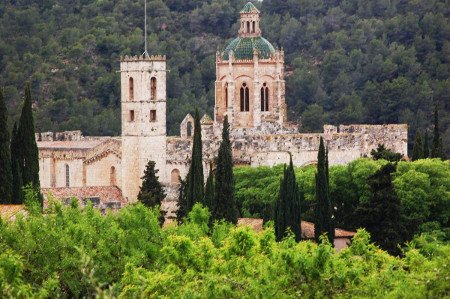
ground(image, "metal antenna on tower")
xmin=143 ymin=0 xmax=148 ymax=56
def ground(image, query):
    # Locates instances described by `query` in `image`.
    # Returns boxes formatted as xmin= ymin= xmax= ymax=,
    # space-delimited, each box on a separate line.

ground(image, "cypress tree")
xmin=314 ymin=137 xmax=334 ymax=244
xmin=17 ymin=85 xmax=40 ymax=188
xmin=356 ymin=163 xmax=404 ymax=255
xmin=203 ymin=163 xmax=214 ymax=212
xmin=411 ymin=131 xmax=423 ymax=161
xmin=423 ymin=130 xmax=429 ymax=158
xmin=186 ymin=108 xmax=204 ymax=211
xmin=275 ymin=154 xmax=302 ymax=242
xmin=212 ymin=116 xmax=238 ymax=223
xmin=137 ymin=160 xmax=166 ymax=225
xmin=0 ymin=88 xmax=13 ymax=203
xmin=137 ymin=160 xmax=165 ymax=208
xmin=11 ymin=123 xmax=23 ymax=204
xmin=431 ymin=105 xmax=445 ymax=159
xmin=176 ymin=175 xmax=188 ymax=223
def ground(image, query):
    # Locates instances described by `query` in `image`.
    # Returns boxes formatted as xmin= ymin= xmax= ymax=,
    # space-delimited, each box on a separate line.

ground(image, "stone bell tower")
xmin=120 ymin=54 xmax=167 ymax=201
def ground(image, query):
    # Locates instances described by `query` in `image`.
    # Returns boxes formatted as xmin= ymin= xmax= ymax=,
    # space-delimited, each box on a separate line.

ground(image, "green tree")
xmin=423 ymin=130 xmax=430 ymax=158
xmin=203 ymin=163 xmax=214 ymax=211
xmin=314 ymin=137 xmax=334 ymax=244
xmin=186 ymin=108 xmax=204 ymax=211
xmin=176 ymin=176 xmax=188 ymax=223
xmin=411 ymin=131 xmax=423 ymax=161
xmin=137 ymin=160 xmax=166 ymax=225
xmin=212 ymin=116 xmax=238 ymax=223
xmin=10 ymin=123 xmax=23 ymax=204
xmin=371 ymin=144 xmax=402 ymax=162
xmin=17 ymin=85 xmax=40 ymax=189
xmin=274 ymin=155 xmax=302 ymax=242
xmin=357 ymin=163 xmax=405 ymax=255
xmin=431 ymin=106 xmax=445 ymax=159
xmin=0 ymin=88 xmax=13 ymax=203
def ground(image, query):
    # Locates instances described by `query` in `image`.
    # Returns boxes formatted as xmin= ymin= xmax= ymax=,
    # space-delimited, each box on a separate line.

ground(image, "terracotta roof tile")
xmin=42 ymin=186 xmax=126 ymax=208
xmin=0 ymin=205 xmax=26 ymax=221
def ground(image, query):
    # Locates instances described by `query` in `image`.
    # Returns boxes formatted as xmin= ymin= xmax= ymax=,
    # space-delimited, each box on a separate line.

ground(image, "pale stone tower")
xmin=215 ymin=2 xmax=286 ymax=128
xmin=120 ymin=54 xmax=167 ymax=201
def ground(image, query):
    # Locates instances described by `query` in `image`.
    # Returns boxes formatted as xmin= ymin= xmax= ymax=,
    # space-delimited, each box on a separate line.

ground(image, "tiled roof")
xmin=240 ymin=2 xmax=259 ymax=13
xmin=0 ymin=205 xmax=26 ymax=221
xmin=237 ymin=218 xmax=356 ymax=238
xmin=42 ymin=186 xmax=126 ymax=208
xmin=222 ymin=37 xmax=275 ymax=60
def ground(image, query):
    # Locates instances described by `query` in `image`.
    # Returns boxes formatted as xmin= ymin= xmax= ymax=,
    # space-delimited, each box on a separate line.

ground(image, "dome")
xmin=222 ymin=36 xmax=276 ymax=60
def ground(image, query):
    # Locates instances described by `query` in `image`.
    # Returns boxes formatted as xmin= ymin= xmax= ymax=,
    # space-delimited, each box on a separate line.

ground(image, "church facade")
xmin=37 ymin=3 xmax=408 ymax=214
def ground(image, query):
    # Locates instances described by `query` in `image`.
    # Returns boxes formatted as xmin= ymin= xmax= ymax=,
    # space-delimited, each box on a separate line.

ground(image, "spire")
xmin=143 ymin=0 xmax=148 ymax=56
xmin=239 ymin=2 xmax=261 ymax=37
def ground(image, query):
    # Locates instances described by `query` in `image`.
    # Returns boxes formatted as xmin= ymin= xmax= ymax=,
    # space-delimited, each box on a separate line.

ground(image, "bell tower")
xmin=120 ymin=54 xmax=167 ymax=201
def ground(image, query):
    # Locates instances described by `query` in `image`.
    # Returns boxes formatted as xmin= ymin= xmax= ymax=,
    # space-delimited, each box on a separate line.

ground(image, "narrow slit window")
xmin=129 ymin=77 xmax=134 ymax=101
xmin=150 ymin=77 xmax=157 ymax=100
xmin=261 ymin=83 xmax=269 ymax=111
xmin=65 ymin=164 xmax=70 ymax=187
xmin=129 ymin=110 xmax=135 ymax=122
xmin=150 ymin=109 xmax=157 ymax=122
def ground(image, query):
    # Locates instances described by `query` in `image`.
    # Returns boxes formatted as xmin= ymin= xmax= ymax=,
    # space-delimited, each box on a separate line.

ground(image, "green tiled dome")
xmin=240 ymin=2 xmax=259 ymax=13
xmin=222 ymin=36 xmax=275 ymax=60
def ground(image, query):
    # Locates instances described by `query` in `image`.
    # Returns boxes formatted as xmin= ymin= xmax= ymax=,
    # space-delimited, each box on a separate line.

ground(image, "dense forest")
xmin=0 ymin=0 xmax=449 ymax=153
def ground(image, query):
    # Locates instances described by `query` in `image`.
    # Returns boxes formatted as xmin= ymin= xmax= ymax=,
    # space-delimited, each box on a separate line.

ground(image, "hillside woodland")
xmin=0 ymin=0 xmax=449 ymax=153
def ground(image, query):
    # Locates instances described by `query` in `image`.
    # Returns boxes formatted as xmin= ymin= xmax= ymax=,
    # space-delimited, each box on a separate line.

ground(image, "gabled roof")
xmin=200 ymin=114 xmax=213 ymax=125
xmin=241 ymin=2 xmax=259 ymax=13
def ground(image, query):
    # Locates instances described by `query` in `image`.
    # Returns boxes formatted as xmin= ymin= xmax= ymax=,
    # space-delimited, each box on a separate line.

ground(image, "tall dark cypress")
xmin=203 ymin=163 xmax=215 ymax=212
xmin=431 ymin=105 xmax=445 ymax=159
xmin=11 ymin=123 xmax=23 ymax=204
xmin=423 ymin=130 xmax=429 ymax=158
xmin=356 ymin=163 xmax=404 ymax=255
xmin=0 ymin=88 xmax=13 ymax=203
xmin=275 ymin=155 xmax=302 ymax=242
xmin=212 ymin=116 xmax=238 ymax=223
xmin=186 ymin=108 xmax=204 ymax=211
xmin=314 ymin=137 xmax=334 ymax=244
xmin=17 ymin=85 xmax=40 ymax=188
xmin=176 ymin=175 xmax=188 ymax=223
xmin=411 ymin=131 xmax=423 ymax=161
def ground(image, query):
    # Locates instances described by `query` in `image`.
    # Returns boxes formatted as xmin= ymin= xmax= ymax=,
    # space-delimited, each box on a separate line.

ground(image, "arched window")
xmin=65 ymin=164 xmax=70 ymax=187
xmin=246 ymin=21 xmax=250 ymax=33
xmin=252 ymin=21 xmax=256 ymax=33
xmin=240 ymin=83 xmax=250 ymax=112
xmin=261 ymin=83 xmax=269 ymax=111
xmin=129 ymin=77 xmax=134 ymax=101
xmin=187 ymin=121 xmax=192 ymax=137
xmin=110 ymin=166 xmax=116 ymax=186
xmin=171 ymin=169 xmax=181 ymax=184
xmin=224 ymin=83 xmax=228 ymax=108
xmin=150 ymin=77 xmax=157 ymax=100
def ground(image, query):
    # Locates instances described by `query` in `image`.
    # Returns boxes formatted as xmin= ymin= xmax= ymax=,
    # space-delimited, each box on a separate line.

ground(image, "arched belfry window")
xmin=129 ymin=77 xmax=134 ymax=101
xmin=240 ymin=83 xmax=250 ymax=112
xmin=252 ymin=21 xmax=256 ymax=33
xmin=246 ymin=21 xmax=250 ymax=33
xmin=150 ymin=77 xmax=157 ymax=100
xmin=224 ymin=83 xmax=228 ymax=108
xmin=261 ymin=83 xmax=269 ymax=111
xmin=65 ymin=164 xmax=70 ymax=187
xmin=187 ymin=121 xmax=192 ymax=137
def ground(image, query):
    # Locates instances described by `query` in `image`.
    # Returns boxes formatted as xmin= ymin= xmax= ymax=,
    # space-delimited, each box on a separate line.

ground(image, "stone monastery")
xmin=37 ymin=3 xmax=408 ymax=214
